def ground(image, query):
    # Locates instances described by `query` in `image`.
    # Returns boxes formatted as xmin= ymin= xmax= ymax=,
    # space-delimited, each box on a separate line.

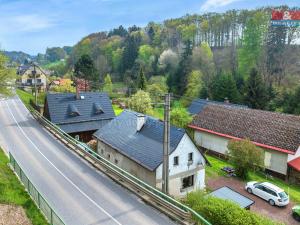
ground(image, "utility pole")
xmin=32 ymin=62 xmax=38 ymax=105
xmin=162 ymin=93 xmax=170 ymax=194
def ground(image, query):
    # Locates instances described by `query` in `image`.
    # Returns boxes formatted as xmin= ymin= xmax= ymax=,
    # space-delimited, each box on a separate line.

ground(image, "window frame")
xmin=173 ymin=156 xmax=179 ymax=166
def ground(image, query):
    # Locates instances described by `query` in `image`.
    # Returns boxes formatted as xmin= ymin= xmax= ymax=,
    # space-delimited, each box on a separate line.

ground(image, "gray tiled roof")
xmin=59 ymin=120 xmax=111 ymax=134
xmin=46 ymin=92 xmax=115 ymax=133
xmin=188 ymin=98 xmax=247 ymax=115
xmin=93 ymin=110 xmax=186 ymax=171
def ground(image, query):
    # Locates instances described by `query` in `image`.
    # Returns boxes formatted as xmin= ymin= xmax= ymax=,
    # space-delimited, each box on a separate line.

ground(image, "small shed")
xmin=208 ymin=186 xmax=254 ymax=209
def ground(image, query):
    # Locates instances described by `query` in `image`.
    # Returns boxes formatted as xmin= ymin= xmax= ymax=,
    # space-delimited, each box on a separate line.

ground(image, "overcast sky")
xmin=0 ymin=0 xmax=298 ymax=55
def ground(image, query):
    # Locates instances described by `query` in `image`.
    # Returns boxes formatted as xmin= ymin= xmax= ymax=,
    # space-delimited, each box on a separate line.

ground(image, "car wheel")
xmin=269 ymin=199 xmax=275 ymax=206
xmin=247 ymin=188 xmax=252 ymax=194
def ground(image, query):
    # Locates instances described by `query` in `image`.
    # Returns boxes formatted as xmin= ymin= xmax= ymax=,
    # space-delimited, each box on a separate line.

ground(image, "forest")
xmin=22 ymin=6 xmax=300 ymax=115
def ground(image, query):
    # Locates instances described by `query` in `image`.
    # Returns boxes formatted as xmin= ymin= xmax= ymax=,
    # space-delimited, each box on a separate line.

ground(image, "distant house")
xmin=188 ymin=98 xmax=247 ymax=115
xmin=188 ymin=104 xmax=300 ymax=181
xmin=44 ymin=91 xmax=115 ymax=142
xmin=16 ymin=64 xmax=48 ymax=90
xmin=93 ymin=110 xmax=207 ymax=197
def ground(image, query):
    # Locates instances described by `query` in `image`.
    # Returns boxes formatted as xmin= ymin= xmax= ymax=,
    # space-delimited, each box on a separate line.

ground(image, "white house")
xmin=188 ymin=100 xmax=300 ymax=183
xmin=93 ymin=110 xmax=207 ymax=197
xmin=16 ymin=64 xmax=48 ymax=90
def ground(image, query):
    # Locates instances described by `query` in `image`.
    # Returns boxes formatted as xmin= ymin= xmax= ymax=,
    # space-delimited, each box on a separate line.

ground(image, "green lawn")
xmin=0 ymin=148 xmax=48 ymax=225
xmin=16 ymin=89 xmax=45 ymax=106
xmin=205 ymin=154 xmax=300 ymax=203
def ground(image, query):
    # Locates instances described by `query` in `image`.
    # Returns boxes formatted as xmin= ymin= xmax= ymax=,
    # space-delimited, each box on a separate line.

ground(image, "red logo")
xmin=272 ymin=10 xmax=300 ymax=20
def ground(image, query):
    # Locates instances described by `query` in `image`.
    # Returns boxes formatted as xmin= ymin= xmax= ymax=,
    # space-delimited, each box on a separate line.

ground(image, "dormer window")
xmin=68 ymin=104 xmax=80 ymax=117
xmin=94 ymin=103 xmax=104 ymax=114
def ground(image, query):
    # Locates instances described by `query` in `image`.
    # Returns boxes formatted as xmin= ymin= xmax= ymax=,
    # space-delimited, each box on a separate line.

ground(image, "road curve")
xmin=0 ymin=97 xmax=177 ymax=225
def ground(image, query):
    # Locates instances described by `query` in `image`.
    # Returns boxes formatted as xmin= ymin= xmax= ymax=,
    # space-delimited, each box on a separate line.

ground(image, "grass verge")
xmin=205 ymin=154 xmax=300 ymax=203
xmin=16 ymin=89 xmax=45 ymax=106
xmin=0 ymin=148 xmax=48 ymax=225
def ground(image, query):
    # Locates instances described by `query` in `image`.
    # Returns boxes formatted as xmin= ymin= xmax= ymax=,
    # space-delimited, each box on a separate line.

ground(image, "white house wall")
xmin=194 ymin=130 xmax=229 ymax=154
xmin=194 ymin=130 xmax=289 ymax=176
xmin=156 ymin=133 xmax=206 ymax=197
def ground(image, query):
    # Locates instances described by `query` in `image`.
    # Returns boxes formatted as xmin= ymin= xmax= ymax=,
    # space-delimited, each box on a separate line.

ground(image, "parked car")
xmin=245 ymin=181 xmax=289 ymax=206
xmin=292 ymin=205 xmax=300 ymax=221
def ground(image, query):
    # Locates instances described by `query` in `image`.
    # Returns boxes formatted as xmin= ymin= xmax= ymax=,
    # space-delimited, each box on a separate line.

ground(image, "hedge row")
xmin=185 ymin=191 xmax=283 ymax=225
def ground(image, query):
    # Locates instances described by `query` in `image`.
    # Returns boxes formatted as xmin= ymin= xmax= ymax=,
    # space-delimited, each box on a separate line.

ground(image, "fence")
xmin=9 ymin=152 xmax=65 ymax=225
xmin=27 ymin=105 xmax=212 ymax=225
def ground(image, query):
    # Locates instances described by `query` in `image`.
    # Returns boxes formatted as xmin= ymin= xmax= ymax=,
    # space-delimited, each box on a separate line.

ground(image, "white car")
xmin=245 ymin=181 xmax=289 ymax=206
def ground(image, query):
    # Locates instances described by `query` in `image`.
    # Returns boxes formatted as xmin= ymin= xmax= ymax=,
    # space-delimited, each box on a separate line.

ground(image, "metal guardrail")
xmin=27 ymin=105 xmax=211 ymax=225
xmin=9 ymin=152 xmax=65 ymax=225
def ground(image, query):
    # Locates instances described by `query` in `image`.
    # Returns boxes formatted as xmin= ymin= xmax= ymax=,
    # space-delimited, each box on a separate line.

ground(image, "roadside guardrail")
xmin=27 ymin=105 xmax=211 ymax=225
xmin=9 ymin=152 xmax=65 ymax=225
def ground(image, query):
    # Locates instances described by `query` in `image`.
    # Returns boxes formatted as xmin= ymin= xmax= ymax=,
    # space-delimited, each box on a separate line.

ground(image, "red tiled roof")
xmin=288 ymin=157 xmax=300 ymax=171
xmin=189 ymin=104 xmax=300 ymax=154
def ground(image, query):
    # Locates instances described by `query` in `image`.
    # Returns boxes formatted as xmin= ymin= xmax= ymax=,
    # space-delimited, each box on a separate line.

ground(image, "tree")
xmin=103 ymin=74 xmax=113 ymax=96
xmin=244 ymin=68 xmax=267 ymax=109
xmin=0 ymin=52 xmax=14 ymax=95
xmin=158 ymin=49 xmax=179 ymax=74
xmin=147 ymin=76 xmax=168 ymax=103
xmin=74 ymin=54 xmax=98 ymax=90
xmin=46 ymin=47 xmax=67 ymax=62
xmin=182 ymin=70 xmax=203 ymax=106
xmin=228 ymin=139 xmax=264 ymax=180
xmin=191 ymin=42 xmax=215 ymax=87
xmin=52 ymin=79 xmax=75 ymax=93
xmin=238 ymin=11 xmax=268 ymax=78
xmin=127 ymin=90 xmax=153 ymax=114
xmin=170 ymin=107 xmax=192 ymax=128
xmin=168 ymin=40 xmax=193 ymax=95
xmin=137 ymin=67 xmax=147 ymax=90
xmin=121 ymin=32 xmax=141 ymax=72
xmin=211 ymin=73 xmax=240 ymax=103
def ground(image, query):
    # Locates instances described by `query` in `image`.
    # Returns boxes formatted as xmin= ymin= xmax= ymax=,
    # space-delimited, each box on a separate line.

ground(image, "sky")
xmin=0 ymin=0 xmax=298 ymax=55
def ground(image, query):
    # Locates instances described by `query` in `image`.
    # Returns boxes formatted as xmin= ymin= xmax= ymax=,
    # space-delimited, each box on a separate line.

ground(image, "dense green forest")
xmin=11 ymin=6 xmax=300 ymax=115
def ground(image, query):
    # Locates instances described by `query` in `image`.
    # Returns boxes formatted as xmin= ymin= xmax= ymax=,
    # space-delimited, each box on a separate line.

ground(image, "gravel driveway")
xmin=207 ymin=177 xmax=298 ymax=225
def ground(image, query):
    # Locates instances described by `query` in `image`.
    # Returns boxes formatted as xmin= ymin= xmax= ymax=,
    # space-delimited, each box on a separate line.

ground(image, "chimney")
xmin=136 ymin=114 xmax=145 ymax=131
xmin=76 ymin=83 xmax=80 ymax=100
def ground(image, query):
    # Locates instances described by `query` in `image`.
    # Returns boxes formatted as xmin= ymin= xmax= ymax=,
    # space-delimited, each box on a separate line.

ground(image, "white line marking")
xmin=5 ymin=100 xmax=122 ymax=225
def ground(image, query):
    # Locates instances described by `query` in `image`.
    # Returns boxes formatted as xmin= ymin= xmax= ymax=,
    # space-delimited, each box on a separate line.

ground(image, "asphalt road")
xmin=0 ymin=96 xmax=177 ymax=225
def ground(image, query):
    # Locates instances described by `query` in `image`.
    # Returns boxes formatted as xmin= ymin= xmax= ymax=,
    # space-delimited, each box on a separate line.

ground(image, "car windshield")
xmin=278 ymin=192 xmax=288 ymax=199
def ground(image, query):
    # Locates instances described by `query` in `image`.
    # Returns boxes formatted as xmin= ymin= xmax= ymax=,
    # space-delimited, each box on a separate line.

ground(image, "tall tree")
xmin=238 ymin=11 xmax=268 ymax=78
xmin=74 ymin=54 xmax=98 ymax=89
xmin=167 ymin=40 xmax=193 ymax=95
xmin=182 ymin=70 xmax=203 ymax=106
xmin=103 ymin=74 xmax=113 ymax=96
xmin=211 ymin=73 xmax=240 ymax=103
xmin=244 ymin=68 xmax=267 ymax=109
xmin=137 ymin=67 xmax=147 ymax=90
xmin=121 ymin=32 xmax=141 ymax=73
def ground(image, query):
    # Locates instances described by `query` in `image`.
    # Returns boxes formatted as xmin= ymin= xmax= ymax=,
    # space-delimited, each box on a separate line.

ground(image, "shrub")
xmin=228 ymin=139 xmax=264 ymax=180
xmin=185 ymin=191 xmax=282 ymax=225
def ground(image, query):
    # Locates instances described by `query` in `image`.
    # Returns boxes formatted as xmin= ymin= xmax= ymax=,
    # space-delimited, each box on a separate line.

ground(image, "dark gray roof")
xmin=59 ymin=120 xmax=111 ymax=134
xmin=46 ymin=92 xmax=115 ymax=133
xmin=208 ymin=186 xmax=254 ymax=209
xmin=93 ymin=110 xmax=186 ymax=171
xmin=188 ymin=98 xmax=247 ymax=115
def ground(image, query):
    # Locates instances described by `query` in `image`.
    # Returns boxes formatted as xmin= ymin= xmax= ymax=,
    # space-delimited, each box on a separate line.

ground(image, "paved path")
xmin=207 ymin=176 xmax=297 ymax=225
xmin=0 ymin=97 xmax=176 ymax=225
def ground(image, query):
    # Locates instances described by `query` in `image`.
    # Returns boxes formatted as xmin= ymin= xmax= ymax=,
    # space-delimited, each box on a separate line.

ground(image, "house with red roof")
xmin=188 ymin=101 xmax=300 ymax=183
